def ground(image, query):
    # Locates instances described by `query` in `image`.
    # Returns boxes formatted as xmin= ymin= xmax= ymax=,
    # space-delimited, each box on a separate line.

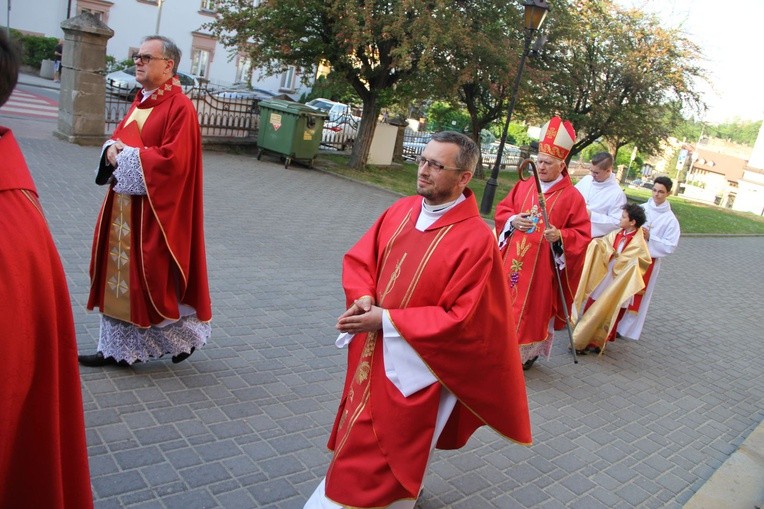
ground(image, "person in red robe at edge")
xmin=495 ymin=117 xmax=591 ymax=370
xmin=0 ymin=31 xmax=93 ymax=508
xmin=305 ymin=131 xmax=532 ymax=509
xmin=78 ymin=36 xmax=211 ymax=367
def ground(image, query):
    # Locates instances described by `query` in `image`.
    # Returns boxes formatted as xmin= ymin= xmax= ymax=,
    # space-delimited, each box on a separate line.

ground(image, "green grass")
xmin=318 ymin=154 xmax=520 ymax=217
xmin=624 ymin=188 xmax=764 ymax=234
xmin=315 ymin=154 xmax=764 ymax=234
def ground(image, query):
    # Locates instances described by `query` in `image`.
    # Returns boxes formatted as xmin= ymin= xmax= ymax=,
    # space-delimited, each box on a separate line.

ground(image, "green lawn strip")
xmin=315 ymin=153 xmax=764 ymax=234
xmin=624 ymin=188 xmax=764 ymax=234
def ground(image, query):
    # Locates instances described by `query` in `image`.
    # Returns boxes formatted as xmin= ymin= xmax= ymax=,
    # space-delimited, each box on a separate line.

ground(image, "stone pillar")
xmin=54 ymin=12 xmax=114 ymax=146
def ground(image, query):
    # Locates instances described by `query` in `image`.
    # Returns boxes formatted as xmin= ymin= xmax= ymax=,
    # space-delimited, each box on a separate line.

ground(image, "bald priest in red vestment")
xmin=78 ymin=36 xmax=211 ymax=367
xmin=495 ymin=117 xmax=591 ymax=370
xmin=305 ymin=132 xmax=532 ymax=509
xmin=0 ymin=31 xmax=93 ymax=508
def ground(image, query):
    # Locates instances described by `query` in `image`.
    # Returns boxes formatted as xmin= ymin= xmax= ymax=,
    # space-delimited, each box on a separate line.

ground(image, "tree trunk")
xmin=349 ymin=95 xmax=380 ymax=169
xmin=469 ymin=122 xmax=485 ymax=179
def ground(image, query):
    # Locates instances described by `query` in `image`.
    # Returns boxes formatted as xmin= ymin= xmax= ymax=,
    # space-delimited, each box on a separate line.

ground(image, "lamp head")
xmin=523 ymin=0 xmax=550 ymax=31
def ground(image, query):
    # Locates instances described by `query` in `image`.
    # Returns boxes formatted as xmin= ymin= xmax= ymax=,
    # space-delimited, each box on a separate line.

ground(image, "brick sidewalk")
xmin=6 ymin=115 xmax=764 ymax=508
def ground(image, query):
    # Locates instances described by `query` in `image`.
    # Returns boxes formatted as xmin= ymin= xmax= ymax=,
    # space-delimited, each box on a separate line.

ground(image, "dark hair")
xmin=653 ymin=175 xmax=673 ymax=192
xmin=623 ymin=202 xmax=646 ymax=228
xmin=0 ymin=30 xmax=21 ymax=108
xmin=591 ymin=152 xmax=613 ymax=169
xmin=142 ymin=35 xmax=181 ymax=74
xmin=431 ymin=131 xmax=480 ymax=172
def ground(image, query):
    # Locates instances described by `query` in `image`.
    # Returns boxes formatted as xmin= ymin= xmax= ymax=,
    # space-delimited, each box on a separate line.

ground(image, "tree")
xmin=412 ymin=0 xmax=533 ymax=177
xmin=528 ymin=0 xmax=705 ymax=162
xmin=207 ymin=0 xmax=462 ymax=169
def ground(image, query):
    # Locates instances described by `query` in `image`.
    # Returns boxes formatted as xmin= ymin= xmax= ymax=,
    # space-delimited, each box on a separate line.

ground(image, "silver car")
xmin=105 ymin=66 xmax=200 ymax=100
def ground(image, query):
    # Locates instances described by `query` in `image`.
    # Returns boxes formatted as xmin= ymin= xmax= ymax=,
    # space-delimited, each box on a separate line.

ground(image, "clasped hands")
xmin=336 ymin=295 xmax=383 ymax=335
xmin=512 ymin=215 xmax=561 ymax=243
xmin=106 ymin=138 xmax=127 ymax=167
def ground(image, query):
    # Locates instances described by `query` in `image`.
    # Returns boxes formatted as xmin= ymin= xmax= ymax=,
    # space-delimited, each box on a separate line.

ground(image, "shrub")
xmin=105 ymin=55 xmax=134 ymax=73
xmin=9 ymin=30 xmax=59 ymax=68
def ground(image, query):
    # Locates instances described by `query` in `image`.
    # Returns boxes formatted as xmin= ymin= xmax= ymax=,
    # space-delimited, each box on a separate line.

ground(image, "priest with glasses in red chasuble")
xmin=494 ymin=117 xmax=591 ymax=370
xmin=78 ymin=35 xmax=211 ymax=367
xmin=306 ymin=131 xmax=531 ymax=509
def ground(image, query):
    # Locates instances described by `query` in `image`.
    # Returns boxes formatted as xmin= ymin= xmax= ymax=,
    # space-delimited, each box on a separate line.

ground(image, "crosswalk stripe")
xmin=0 ymin=89 xmax=59 ymax=119
xmin=3 ymin=100 xmax=58 ymax=112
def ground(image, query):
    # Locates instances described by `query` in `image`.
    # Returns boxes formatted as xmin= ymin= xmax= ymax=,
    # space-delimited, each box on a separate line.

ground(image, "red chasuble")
xmin=494 ymin=171 xmax=590 ymax=361
xmin=87 ymin=76 xmax=211 ymax=326
xmin=0 ymin=127 xmax=93 ymax=508
xmin=325 ymin=190 xmax=531 ymax=507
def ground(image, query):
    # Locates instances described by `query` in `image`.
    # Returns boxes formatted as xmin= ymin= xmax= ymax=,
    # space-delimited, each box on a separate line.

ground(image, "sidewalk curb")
xmin=683 ymin=419 xmax=764 ymax=508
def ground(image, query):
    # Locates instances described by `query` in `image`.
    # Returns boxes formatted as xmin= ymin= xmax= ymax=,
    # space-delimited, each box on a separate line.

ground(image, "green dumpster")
xmin=257 ymin=99 xmax=328 ymax=169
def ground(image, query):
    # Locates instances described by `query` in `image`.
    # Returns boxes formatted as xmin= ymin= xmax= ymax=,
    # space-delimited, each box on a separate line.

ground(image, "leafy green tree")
xmin=411 ymin=0 xmax=537 ymax=177
xmin=426 ymin=101 xmax=471 ymax=132
xmin=305 ymin=72 xmax=358 ymax=105
xmin=529 ymin=0 xmax=705 ymax=162
xmin=207 ymin=0 xmax=464 ymax=169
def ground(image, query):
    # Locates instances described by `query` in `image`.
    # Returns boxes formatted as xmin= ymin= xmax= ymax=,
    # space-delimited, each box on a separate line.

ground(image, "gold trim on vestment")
xmin=378 ymin=209 xmax=412 ymax=280
xmin=20 ymin=189 xmax=44 ymax=219
xmin=103 ymin=194 xmax=131 ymax=321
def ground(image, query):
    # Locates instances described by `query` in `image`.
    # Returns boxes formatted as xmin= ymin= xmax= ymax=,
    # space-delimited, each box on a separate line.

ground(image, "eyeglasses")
xmin=415 ymin=155 xmax=462 ymax=172
xmin=132 ymin=53 xmax=170 ymax=64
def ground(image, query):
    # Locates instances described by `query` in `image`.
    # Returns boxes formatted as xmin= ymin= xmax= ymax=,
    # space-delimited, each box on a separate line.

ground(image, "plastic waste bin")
xmin=257 ymin=99 xmax=328 ymax=169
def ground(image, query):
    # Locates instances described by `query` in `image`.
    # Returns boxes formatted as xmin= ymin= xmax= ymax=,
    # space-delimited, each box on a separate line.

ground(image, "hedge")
xmin=10 ymin=29 xmax=59 ymax=69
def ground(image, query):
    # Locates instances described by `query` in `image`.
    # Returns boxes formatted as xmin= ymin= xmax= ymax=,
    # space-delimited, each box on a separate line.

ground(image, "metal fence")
xmin=402 ymin=129 xmax=432 ymax=160
xmin=319 ymin=111 xmax=358 ymax=152
xmin=402 ymin=129 xmax=522 ymax=169
xmin=105 ymin=83 xmax=259 ymax=139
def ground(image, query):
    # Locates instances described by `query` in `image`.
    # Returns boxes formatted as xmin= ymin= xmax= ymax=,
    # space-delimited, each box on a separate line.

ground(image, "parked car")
xmin=306 ymin=98 xmax=360 ymax=150
xmin=628 ymin=179 xmax=654 ymax=190
xmin=105 ymin=66 xmax=200 ymax=100
xmin=214 ymin=86 xmax=277 ymax=102
xmin=481 ymin=142 xmax=521 ymax=169
xmin=402 ymin=131 xmax=432 ymax=160
xmin=306 ymin=98 xmax=353 ymax=121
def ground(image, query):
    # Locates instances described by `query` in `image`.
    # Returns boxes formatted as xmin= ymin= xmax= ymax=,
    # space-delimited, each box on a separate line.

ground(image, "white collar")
xmin=540 ymin=174 xmax=564 ymax=193
xmin=647 ymin=197 xmax=671 ymax=213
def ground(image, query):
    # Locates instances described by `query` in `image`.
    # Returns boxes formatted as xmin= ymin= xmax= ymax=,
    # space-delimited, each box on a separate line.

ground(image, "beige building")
xmin=681 ymin=122 xmax=764 ymax=214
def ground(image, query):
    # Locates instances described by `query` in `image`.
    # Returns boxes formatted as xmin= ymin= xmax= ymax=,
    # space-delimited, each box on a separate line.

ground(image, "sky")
xmin=621 ymin=0 xmax=764 ymax=124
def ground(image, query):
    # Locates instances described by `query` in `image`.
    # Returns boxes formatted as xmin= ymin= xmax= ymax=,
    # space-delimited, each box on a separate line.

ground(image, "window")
xmin=280 ymin=66 xmax=296 ymax=91
xmin=235 ymin=55 xmax=252 ymax=84
xmin=191 ymin=49 xmax=210 ymax=78
xmin=79 ymin=0 xmax=112 ymax=23
xmin=190 ymin=32 xmax=216 ymax=79
xmin=200 ymin=0 xmax=217 ymax=11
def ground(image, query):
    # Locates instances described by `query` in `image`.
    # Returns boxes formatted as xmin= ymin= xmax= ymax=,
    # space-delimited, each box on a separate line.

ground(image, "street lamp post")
xmin=480 ymin=0 xmax=550 ymax=215
xmin=155 ymin=0 xmax=165 ymax=35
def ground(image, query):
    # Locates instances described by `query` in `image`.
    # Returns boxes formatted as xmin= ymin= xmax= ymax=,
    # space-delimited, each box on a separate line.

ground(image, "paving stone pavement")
xmin=6 ymin=115 xmax=764 ymax=509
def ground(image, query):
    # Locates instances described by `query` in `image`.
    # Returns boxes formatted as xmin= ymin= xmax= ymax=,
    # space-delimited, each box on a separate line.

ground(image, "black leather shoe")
xmin=78 ymin=351 xmax=118 ymax=367
xmin=172 ymin=347 xmax=195 ymax=364
xmin=522 ymin=356 xmax=539 ymax=371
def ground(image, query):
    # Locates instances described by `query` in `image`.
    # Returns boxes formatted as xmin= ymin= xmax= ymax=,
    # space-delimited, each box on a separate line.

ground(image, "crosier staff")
xmin=518 ymin=158 xmax=578 ymax=364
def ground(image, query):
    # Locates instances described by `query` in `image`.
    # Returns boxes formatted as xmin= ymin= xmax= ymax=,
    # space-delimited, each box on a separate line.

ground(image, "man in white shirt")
xmin=575 ymin=152 xmax=627 ymax=238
